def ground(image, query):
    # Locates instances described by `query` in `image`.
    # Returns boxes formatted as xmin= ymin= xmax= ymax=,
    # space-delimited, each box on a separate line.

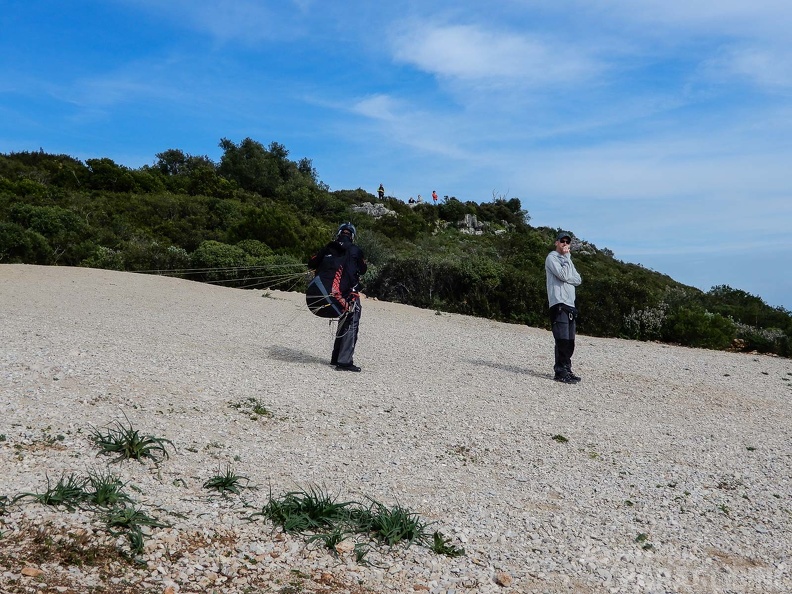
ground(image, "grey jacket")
xmin=545 ymin=250 xmax=582 ymax=308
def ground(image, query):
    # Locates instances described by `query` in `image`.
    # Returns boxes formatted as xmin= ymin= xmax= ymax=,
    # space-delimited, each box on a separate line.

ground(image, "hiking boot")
xmin=567 ymin=371 xmax=581 ymax=382
xmin=336 ymin=363 xmax=361 ymax=372
xmin=553 ymin=373 xmax=578 ymax=384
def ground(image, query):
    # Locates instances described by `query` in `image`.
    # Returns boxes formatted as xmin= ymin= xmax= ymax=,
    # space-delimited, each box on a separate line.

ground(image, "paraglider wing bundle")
xmin=306 ymin=250 xmax=349 ymax=318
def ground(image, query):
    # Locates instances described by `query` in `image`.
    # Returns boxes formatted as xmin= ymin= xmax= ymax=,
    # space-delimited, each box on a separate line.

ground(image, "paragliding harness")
xmin=306 ymin=249 xmax=356 ymax=319
xmin=550 ymin=303 xmax=579 ymax=323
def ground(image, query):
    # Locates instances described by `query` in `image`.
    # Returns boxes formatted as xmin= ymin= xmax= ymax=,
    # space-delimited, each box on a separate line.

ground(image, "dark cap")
xmin=556 ymin=231 xmax=572 ymax=241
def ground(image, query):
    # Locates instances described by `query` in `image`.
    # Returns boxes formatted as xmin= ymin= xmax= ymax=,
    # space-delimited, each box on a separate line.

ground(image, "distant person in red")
xmin=432 ymin=190 xmax=438 ymax=203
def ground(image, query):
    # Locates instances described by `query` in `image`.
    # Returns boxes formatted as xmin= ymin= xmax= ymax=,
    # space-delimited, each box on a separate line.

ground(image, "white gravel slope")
xmin=1 ymin=264 xmax=790 ymax=594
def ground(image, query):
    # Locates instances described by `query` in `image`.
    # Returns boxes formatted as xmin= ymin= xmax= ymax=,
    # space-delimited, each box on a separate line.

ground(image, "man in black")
xmin=308 ymin=223 xmax=367 ymax=372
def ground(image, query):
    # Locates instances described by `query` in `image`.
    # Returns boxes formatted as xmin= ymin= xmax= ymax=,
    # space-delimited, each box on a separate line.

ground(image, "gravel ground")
xmin=1 ymin=263 xmax=790 ymax=594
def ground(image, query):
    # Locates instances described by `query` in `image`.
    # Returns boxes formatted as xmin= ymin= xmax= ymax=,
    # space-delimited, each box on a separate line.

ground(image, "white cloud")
xmin=390 ymin=22 xmax=600 ymax=88
xmin=704 ymin=45 xmax=792 ymax=90
xmin=351 ymin=94 xmax=401 ymax=121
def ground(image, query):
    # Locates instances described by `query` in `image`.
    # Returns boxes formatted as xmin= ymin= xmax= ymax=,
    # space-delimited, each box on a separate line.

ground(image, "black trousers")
xmin=331 ymin=299 xmax=361 ymax=366
xmin=551 ymin=306 xmax=576 ymax=376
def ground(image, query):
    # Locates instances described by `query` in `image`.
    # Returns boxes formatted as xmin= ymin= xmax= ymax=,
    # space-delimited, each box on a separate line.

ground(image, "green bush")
xmin=0 ymin=222 xmax=51 ymax=263
xmin=662 ymin=308 xmax=735 ymax=350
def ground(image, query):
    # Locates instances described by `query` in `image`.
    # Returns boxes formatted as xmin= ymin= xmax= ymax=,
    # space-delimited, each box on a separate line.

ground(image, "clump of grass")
xmin=90 ymin=414 xmax=175 ymax=463
xmin=13 ymin=473 xmax=89 ymax=511
xmin=229 ymin=397 xmax=273 ymax=419
xmin=306 ymin=527 xmax=353 ymax=552
xmin=363 ymin=499 xmax=429 ymax=547
xmin=551 ymin=434 xmax=569 ymax=443
xmin=635 ymin=532 xmax=655 ymax=550
xmin=104 ymin=506 xmax=168 ymax=555
xmin=255 ymin=486 xmax=355 ymax=534
xmin=203 ymin=465 xmax=252 ymax=496
xmin=0 ymin=494 xmax=9 ymax=515
xmin=429 ymin=531 xmax=465 ymax=557
xmin=86 ymin=470 xmax=133 ymax=507
xmin=252 ymin=485 xmax=464 ymax=558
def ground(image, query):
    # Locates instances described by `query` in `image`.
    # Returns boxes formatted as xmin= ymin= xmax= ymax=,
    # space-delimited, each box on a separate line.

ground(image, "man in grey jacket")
xmin=545 ymin=231 xmax=583 ymax=383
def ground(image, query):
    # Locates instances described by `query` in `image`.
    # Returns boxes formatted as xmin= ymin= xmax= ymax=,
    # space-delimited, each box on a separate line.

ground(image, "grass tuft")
xmin=203 ymin=465 xmax=252 ymax=496
xmin=90 ymin=413 xmax=175 ymax=463
xmin=104 ymin=506 xmax=169 ymax=555
xmin=429 ymin=531 xmax=465 ymax=557
xmin=252 ymin=485 xmax=463 ymax=557
xmin=255 ymin=486 xmax=355 ymax=534
xmin=86 ymin=469 xmax=133 ymax=507
xmin=363 ymin=499 xmax=430 ymax=547
xmin=13 ymin=473 xmax=89 ymax=511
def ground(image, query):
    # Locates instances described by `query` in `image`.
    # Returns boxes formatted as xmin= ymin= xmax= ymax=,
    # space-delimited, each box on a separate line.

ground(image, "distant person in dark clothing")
xmin=308 ymin=223 xmax=367 ymax=372
xmin=545 ymin=231 xmax=582 ymax=383
xmin=377 ymin=184 xmax=385 ymax=200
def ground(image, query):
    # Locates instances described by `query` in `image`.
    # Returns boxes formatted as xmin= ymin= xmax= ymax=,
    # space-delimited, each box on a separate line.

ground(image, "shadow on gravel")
xmin=267 ymin=345 xmax=328 ymax=365
xmin=466 ymin=358 xmax=550 ymax=380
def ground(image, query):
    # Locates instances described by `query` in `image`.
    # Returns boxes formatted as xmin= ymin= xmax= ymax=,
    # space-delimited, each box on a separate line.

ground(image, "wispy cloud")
xmin=390 ymin=22 xmax=601 ymax=88
xmin=704 ymin=45 xmax=792 ymax=90
xmin=118 ymin=0 xmax=286 ymax=44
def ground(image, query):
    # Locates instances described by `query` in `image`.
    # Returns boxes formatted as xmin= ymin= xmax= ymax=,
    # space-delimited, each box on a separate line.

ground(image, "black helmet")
xmin=336 ymin=222 xmax=357 ymax=241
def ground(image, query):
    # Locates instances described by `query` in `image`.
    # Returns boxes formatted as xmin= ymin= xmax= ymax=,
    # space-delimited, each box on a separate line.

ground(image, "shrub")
xmin=662 ymin=308 xmax=735 ymax=350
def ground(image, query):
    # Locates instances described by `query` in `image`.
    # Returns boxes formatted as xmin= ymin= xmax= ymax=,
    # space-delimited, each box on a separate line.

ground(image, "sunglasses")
xmin=558 ymin=238 xmax=570 ymax=244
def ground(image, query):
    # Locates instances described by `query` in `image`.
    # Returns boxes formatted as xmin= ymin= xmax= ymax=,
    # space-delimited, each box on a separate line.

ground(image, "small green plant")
xmin=255 ymin=486 xmax=354 ymax=534
xmin=635 ymin=532 xmax=654 ymax=550
xmin=90 ymin=414 xmax=175 ymax=463
xmin=0 ymin=434 xmax=6 ymax=441
xmin=253 ymin=485 xmax=465 ymax=558
xmin=306 ymin=528 xmax=352 ymax=552
xmin=104 ymin=506 xmax=164 ymax=530
xmin=104 ymin=506 xmax=168 ymax=555
xmin=354 ymin=542 xmax=370 ymax=564
xmin=551 ymin=434 xmax=568 ymax=443
xmin=14 ymin=473 xmax=89 ymax=511
xmin=203 ymin=465 xmax=252 ymax=495
xmin=429 ymin=531 xmax=465 ymax=557
xmin=86 ymin=470 xmax=132 ymax=507
xmin=0 ymin=494 xmax=8 ymax=515
xmin=364 ymin=499 xmax=429 ymax=547
xmin=229 ymin=397 xmax=273 ymax=419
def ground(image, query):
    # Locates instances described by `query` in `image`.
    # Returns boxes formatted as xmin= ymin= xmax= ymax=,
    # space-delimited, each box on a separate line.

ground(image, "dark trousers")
xmin=332 ymin=299 xmax=361 ymax=365
xmin=551 ymin=306 xmax=576 ymax=376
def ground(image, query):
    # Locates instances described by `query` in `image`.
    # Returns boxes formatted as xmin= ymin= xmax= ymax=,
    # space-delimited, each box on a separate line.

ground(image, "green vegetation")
xmin=5 ymin=419 xmax=464 ymax=563
xmin=11 ymin=468 xmax=163 ymax=555
xmin=203 ymin=465 xmax=252 ymax=495
xmin=1 ymin=141 xmax=789 ymax=356
xmin=14 ymin=473 xmax=89 ymax=511
xmin=253 ymin=486 xmax=464 ymax=557
xmin=90 ymin=415 xmax=175 ymax=463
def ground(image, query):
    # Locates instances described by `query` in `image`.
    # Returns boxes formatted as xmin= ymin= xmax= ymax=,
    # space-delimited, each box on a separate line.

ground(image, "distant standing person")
xmin=378 ymin=184 xmax=385 ymax=200
xmin=308 ymin=223 xmax=368 ymax=372
xmin=545 ymin=232 xmax=582 ymax=383
xmin=432 ymin=190 xmax=438 ymax=203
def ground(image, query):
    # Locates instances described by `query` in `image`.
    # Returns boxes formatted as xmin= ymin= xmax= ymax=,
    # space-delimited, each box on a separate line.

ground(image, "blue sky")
xmin=2 ymin=0 xmax=791 ymax=309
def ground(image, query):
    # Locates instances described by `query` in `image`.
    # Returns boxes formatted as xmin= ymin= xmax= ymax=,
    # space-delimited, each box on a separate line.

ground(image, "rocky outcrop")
xmin=458 ymin=214 xmax=485 ymax=235
xmin=350 ymin=202 xmax=396 ymax=218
